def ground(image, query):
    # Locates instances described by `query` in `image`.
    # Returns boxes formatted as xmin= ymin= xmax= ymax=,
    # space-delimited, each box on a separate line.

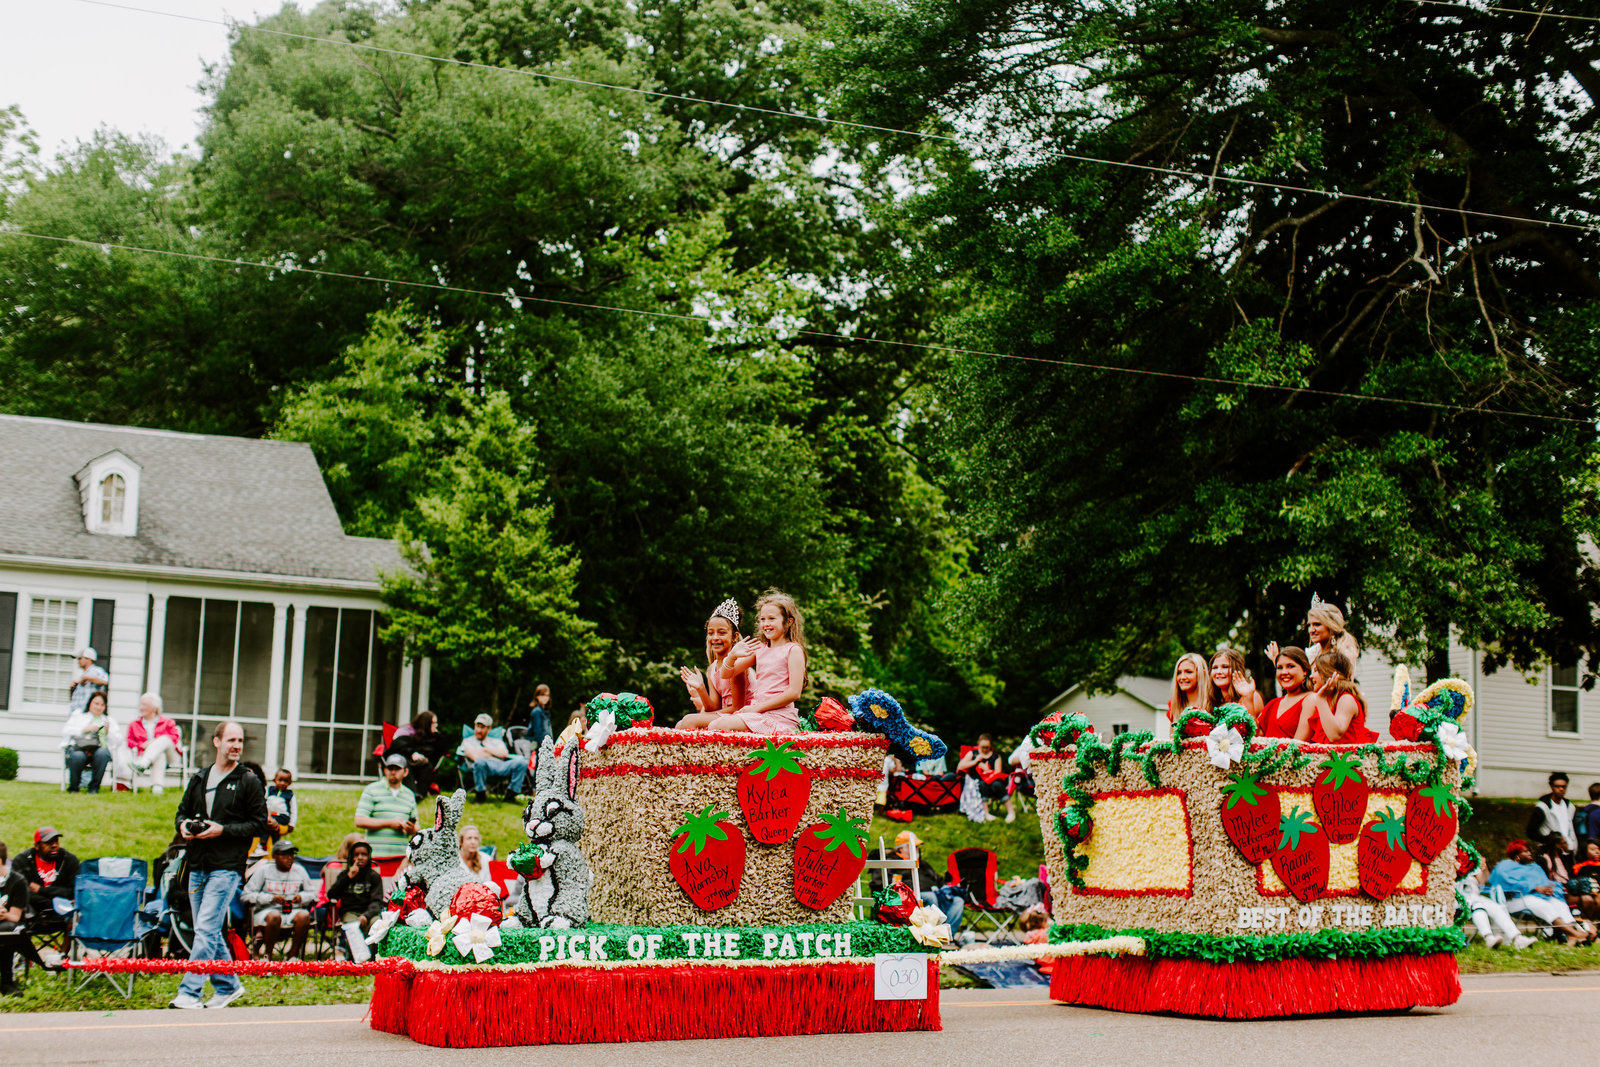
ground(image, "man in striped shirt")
xmin=355 ymin=755 xmax=419 ymax=859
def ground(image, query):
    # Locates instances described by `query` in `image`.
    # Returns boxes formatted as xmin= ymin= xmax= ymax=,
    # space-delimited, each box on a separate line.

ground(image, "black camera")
xmin=183 ymin=819 xmax=209 ymax=836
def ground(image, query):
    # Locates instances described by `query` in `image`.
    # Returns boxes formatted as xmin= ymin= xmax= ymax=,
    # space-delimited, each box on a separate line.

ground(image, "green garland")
xmin=1048 ymin=922 xmax=1465 ymax=963
xmin=377 ymin=919 xmax=931 ymax=967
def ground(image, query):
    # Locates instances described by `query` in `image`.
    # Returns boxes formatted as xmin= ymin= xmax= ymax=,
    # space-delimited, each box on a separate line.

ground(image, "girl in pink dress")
xmin=713 ymin=590 xmax=807 ymax=734
xmin=677 ymin=599 xmax=751 ymax=728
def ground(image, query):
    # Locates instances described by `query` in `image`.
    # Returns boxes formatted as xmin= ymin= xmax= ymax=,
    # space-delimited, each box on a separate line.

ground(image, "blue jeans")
xmin=178 ymin=868 xmax=242 ymax=999
xmin=65 ymin=747 xmax=110 ymax=792
xmin=921 ymin=888 xmax=964 ymax=934
xmin=471 ymin=755 xmax=527 ymax=793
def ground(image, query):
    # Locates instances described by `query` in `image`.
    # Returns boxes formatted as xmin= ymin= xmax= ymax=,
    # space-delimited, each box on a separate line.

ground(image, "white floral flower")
xmin=365 ymin=911 xmax=398 ymax=946
xmin=1436 ymin=721 xmax=1472 ymax=761
xmin=1205 ymin=724 xmax=1244 ymax=769
xmin=451 ymin=913 xmax=502 ymax=963
xmin=425 ymin=914 xmax=459 ymax=957
xmin=907 ymin=905 xmax=953 ymax=948
xmin=584 ymin=711 xmax=619 ymax=753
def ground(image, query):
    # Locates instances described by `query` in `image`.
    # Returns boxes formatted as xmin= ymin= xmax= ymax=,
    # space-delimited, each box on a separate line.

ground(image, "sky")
xmin=0 ymin=0 xmax=253 ymax=159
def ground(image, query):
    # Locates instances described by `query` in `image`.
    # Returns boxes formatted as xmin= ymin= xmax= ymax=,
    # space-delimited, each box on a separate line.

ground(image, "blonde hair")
xmin=1308 ymin=603 xmax=1360 ymax=663
xmin=457 ymin=824 xmax=485 ymax=873
xmin=1210 ymin=648 xmax=1248 ymax=703
xmin=755 ymin=589 xmax=807 ymax=687
xmin=1312 ymin=650 xmax=1364 ymax=706
xmin=1169 ymin=653 xmax=1213 ymax=714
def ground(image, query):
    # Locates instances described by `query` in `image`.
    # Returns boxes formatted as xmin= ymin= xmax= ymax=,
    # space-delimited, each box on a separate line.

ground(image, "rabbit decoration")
xmin=509 ymin=737 xmax=592 ymax=928
xmin=403 ymin=787 xmax=474 ymax=920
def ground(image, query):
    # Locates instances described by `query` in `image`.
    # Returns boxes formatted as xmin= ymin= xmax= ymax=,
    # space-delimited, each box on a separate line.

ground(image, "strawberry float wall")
xmin=1032 ymin=676 xmax=1477 ymax=1019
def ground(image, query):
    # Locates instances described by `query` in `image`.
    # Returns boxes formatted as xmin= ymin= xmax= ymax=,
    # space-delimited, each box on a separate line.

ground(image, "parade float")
xmin=1032 ymin=673 xmax=1478 ymax=1019
xmin=364 ymin=690 xmax=957 ymax=1047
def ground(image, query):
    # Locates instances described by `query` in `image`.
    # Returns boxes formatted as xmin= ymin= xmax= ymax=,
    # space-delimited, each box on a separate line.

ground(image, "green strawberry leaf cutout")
xmin=815 ymin=807 xmax=870 ymax=858
xmin=1316 ymin=752 xmax=1364 ymax=789
xmin=1371 ymin=806 xmax=1406 ymax=851
xmin=1277 ymin=805 xmax=1321 ymax=850
xmin=1222 ymin=772 xmax=1268 ymax=810
xmin=1419 ymin=782 xmax=1456 ymax=817
xmin=746 ymin=739 xmax=807 ymax=781
xmin=672 ymin=804 xmax=732 ymax=856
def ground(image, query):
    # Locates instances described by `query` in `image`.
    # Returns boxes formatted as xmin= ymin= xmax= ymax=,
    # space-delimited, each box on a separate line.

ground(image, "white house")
xmin=1040 ymin=644 xmax=1600 ymax=799
xmin=0 ymin=415 xmax=431 ymax=784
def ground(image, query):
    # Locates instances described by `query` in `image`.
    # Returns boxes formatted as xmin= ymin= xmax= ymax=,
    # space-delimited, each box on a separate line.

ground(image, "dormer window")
xmin=76 ymin=450 xmax=141 ymax=536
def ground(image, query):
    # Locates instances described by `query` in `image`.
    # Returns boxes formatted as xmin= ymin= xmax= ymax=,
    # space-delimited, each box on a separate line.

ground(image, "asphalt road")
xmin=4 ymin=973 xmax=1595 ymax=1066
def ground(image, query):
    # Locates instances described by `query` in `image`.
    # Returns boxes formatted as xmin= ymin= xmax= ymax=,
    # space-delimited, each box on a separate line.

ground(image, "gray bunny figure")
xmin=404 ymin=787 xmax=473 ymax=920
xmin=510 ymin=737 xmax=592 ymax=928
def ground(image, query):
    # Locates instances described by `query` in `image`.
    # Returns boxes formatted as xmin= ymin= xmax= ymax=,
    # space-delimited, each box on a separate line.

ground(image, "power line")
xmin=73 ymin=0 xmax=1598 ymax=235
xmin=0 ymin=229 xmax=1587 ymax=425
xmin=1413 ymin=0 xmax=1600 ymax=23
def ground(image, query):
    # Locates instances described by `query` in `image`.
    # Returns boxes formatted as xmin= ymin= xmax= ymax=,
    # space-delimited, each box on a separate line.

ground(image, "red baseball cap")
xmin=1506 ymin=838 xmax=1528 ymax=854
xmin=34 ymin=826 xmax=61 ymax=844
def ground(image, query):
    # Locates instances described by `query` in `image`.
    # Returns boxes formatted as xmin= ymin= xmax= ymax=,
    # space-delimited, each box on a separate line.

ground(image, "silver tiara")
xmin=1310 ymin=591 xmax=1325 ymax=612
xmin=712 ymin=597 xmax=741 ymax=629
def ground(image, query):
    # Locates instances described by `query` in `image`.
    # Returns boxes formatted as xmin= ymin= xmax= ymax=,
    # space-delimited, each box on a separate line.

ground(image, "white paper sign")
xmin=874 ymin=953 xmax=928 ymax=1000
xmin=343 ymin=922 xmax=372 ymax=963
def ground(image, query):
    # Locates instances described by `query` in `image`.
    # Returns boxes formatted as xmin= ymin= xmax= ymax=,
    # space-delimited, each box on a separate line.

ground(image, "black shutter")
xmin=0 ymin=592 xmax=15 ymax=710
xmin=90 ymin=599 xmax=115 ymax=674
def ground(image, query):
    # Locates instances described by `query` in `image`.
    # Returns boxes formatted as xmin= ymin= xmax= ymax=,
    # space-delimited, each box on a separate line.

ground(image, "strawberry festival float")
xmin=1032 ymin=672 xmax=1479 ymax=1019
xmin=358 ymin=689 xmax=971 ymax=1047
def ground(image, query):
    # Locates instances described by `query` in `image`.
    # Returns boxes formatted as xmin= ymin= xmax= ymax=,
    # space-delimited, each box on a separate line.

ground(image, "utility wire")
xmin=0 ymin=229 xmax=1587 ymax=425
xmin=73 ymin=0 xmax=1598 ymax=234
xmin=1413 ymin=0 xmax=1600 ymax=23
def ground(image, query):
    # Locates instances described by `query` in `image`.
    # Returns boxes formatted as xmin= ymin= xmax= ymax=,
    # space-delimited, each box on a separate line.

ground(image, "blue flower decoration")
xmin=847 ymin=688 xmax=947 ymax=768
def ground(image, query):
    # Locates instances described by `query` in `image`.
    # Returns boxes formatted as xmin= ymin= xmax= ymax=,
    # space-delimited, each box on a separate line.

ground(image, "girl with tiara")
xmin=677 ymin=598 xmax=750 ymax=729
xmin=712 ymin=589 xmax=807 ymax=734
xmin=1268 ymin=593 xmax=1361 ymax=668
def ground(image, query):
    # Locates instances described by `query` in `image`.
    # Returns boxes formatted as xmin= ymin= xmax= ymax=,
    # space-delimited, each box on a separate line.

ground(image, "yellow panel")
xmin=1080 ymin=791 xmax=1192 ymax=894
xmin=1260 ymin=791 xmax=1424 ymax=895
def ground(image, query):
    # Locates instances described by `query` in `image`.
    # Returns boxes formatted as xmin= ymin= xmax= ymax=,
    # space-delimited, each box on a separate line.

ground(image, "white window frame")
xmin=1548 ymin=663 xmax=1583 ymax=739
xmin=78 ymin=451 xmax=141 ymax=537
xmin=20 ymin=594 xmax=86 ymax=707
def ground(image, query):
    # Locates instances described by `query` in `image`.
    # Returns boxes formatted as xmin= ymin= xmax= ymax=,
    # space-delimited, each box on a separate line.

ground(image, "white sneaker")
xmin=169 ymin=993 xmax=206 ymax=1010
xmin=1483 ymin=934 xmax=1502 ymax=949
xmin=133 ymin=759 xmax=151 ymax=773
xmin=38 ymin=948 xmax=63 ymax=968
xmin=205 ymin=985 xmax=246 ymax=1009
xmin=1512 ymin=935 xmax=1536 ymax=950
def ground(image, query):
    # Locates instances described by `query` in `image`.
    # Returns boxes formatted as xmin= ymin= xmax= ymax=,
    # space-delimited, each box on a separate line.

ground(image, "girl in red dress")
xmin=1259 ymin=647 xmax=1313 ymax=739
xmin=1302 ymin=650 xmax=1379 ymax=744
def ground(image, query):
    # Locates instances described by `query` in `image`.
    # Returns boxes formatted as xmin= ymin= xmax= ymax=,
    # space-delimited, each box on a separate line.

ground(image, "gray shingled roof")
xmin=0 ymin=415 xmax=400 ymax=585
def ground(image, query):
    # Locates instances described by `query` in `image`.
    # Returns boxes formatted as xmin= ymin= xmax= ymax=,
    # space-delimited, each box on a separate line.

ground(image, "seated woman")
xmin=1165 ymin=653 xmax=1213 ymax=730
xmin=957 ymin=733 xmax=1018 ymax=821
xmin=458 ymin=825 xmax=498 ymax=891
xmin=1210 ymin=648 xmax=1264 ymax=724
xmin=61 ymin=691 xmax=122 ymax=793
xmin=386 ymin=711 xmax=449 ymax=799
xmin=1259 ymin=647 xmax=1313 ymax=739
xmin=1300 ymin=650 xmax=1379 ymax=744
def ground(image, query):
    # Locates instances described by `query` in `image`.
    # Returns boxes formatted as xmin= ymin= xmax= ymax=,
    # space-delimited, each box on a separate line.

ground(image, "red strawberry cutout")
xmin=793 ymin=807 xmax=870 ymax=910
xmin=1271 ymin=806 xmax=1329 ymax=903
xmin=1404 ymin=783 xmax=1457 ymax=864
xmin=669 ymin=804 xmax=746 ymax=911
xmin=1312 ymin=752 xmax=1369 ymax=844
xmin=1357 ymin=806 xmax=1412 ymax=899
xmin=737 ymin=740 xmax=812 ymax=844
xmin=1219 ymin=772 xmax=1280 ymax=864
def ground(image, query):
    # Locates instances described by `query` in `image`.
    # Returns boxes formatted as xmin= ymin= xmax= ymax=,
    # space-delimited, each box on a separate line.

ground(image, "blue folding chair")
xmin=70 ymin=858 xmax=151 ymax=997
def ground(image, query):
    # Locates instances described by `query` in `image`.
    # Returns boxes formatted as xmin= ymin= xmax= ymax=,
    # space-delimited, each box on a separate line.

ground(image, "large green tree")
xmin=820 ymin=0 xmax=1600 ymax=713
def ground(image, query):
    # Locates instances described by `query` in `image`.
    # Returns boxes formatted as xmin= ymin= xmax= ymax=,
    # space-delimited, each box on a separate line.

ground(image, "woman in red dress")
xmin=1259 ymin=647 xmax=1313 ymax=739
xmin=1210 ymin=648 xmax=1265 ymax=725
xmin=1302 ymin=650 xmax=1379 ymax=744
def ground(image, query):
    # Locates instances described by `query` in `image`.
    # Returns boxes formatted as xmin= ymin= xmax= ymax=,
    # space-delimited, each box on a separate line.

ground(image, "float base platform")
xmin=1048 ymin=952 xmax=1460 ymax=1019
xmin=370 ymin=958 xmax=943 ymax=1047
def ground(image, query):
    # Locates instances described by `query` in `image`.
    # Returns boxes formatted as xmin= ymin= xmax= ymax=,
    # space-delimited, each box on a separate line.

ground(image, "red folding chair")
xmin=947 ymin=847 xmax=1021 ymax=939
xmin=487 ymin=859 xmax=518 ymax=901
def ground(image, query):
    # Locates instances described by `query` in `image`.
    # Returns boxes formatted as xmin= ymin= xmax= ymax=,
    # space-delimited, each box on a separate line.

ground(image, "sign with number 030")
xmin=873 ymin=953 xmax=929 ymax=1000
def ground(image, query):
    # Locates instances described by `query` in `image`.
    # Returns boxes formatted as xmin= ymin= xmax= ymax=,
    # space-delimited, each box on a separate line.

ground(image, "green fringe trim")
xmin=378 ymin=919 xmax=933 ymax=967
xmin=1048 ymin=922 xmax=1466 ymax=963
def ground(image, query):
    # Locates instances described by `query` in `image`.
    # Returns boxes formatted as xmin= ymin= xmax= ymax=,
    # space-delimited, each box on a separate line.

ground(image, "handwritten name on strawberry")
xmin=1235 ymin=902 xmax=1454 ymax=930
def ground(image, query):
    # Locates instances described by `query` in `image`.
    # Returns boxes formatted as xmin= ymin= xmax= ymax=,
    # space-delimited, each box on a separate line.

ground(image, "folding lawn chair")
xmin=70 ymin=858 xmax=151 ymax=997
xmin=947 ymin=847 xmax=1023 ymax=940
xmin=886 ymin=773 xmax=962 ymax=815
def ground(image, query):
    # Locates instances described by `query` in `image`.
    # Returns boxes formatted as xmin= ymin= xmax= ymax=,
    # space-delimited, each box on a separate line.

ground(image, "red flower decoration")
xmin=448 ymin=882 xmax=503 ymax=925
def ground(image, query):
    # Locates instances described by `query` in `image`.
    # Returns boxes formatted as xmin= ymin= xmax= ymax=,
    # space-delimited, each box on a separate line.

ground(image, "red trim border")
xmin=1069 ymin=787 xmax=1195 ymax=899
xmin=582 ymin=764 xmax=880 ymax=780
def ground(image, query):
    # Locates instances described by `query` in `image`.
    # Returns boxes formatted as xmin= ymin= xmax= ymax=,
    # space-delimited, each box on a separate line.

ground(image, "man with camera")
xmin=170 ymin=721 xmax=266 ymax=1010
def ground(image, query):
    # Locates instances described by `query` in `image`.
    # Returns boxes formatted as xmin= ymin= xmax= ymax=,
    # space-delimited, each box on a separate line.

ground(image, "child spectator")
xmin=712 ymin=590 xmax=806 ymax=734
xmin=328 ymin=842 xmax=384 ymax=933
xmin=267 ymin=768 xmax=299 ymax=837
xmin=242 ymin=840 xmax=316 ymax=959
